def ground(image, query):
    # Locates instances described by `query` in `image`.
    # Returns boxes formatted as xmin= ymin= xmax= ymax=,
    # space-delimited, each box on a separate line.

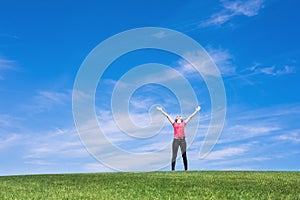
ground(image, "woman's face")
xmin=175 ymin=116 xmax=183 ymax=123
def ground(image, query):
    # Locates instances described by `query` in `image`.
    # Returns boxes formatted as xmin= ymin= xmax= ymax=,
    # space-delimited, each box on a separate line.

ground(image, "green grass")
xmin=0 ymin=171 xmax=299 ymax=199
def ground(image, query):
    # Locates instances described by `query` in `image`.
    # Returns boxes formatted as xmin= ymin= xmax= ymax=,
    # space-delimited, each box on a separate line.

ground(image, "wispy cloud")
xmin=0 ymin=58 xmax=18 ymax=80
xmin=23 ymin=127 xmax=88 ymax=159
xmin=176 ymin=50 xmax=222 ymax=77
xmin=205 ymin=146 xmax=247 ymax=160
xmin=0 ymin=34 xmax=19 ymax=42
xmin=75 ymin=98 xmax=201 ymax=171
xmin=218 ymin=124 xmax=280 ymax=144
xmin=236 ymin=103 xmax=300 ymax=122
xmin=185 ymin=47 xmax=296 ymax=80
xmin=36 ymin=90 xmax=70 ymax=105
xmin=0 ymin=115 xmax=28 ymax=152
xmin=175 ymin=47 xmax=237 ymax=78
xmin=275 ymin=130 xmax=300 ymax=144
xmin=24 ymin=160 xmax=56 ymax=166
xmin=246 ymin=64 xmax=296 ymax=76
xmin=206 ymin=47 xmax=236 ymax=76
xmin=201 ymin=0 xmax=265 ymax=27
xmin=152 ymin=31 xmax=167 ymax=39
xmin=186 ymin=103 xmax=300 ymax=170
xmin=26 ymin=90 xmax=72 ymax=113
xmin=0 ymin=58 xmax=16 ymax=70
xmin=179 ymin=47 xmax=294 ymax=79
xmin=97 ymin=107 xmax=170 ymax=142
xmin=0 ymin=133 xmax=25 ymax=150
xmin=0 ymin=114 xmax=14 ymax=127
xmin=222 ymin=0 xmax=265 ymax=16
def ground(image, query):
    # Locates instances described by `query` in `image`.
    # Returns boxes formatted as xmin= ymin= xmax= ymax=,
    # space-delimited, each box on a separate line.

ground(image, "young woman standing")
xmin=157 ymin=106 xmax=201 ymax=171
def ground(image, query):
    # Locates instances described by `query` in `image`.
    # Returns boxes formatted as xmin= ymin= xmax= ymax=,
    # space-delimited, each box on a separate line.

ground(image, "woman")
xmin=157 ymin=106 xmax=201 ymax=171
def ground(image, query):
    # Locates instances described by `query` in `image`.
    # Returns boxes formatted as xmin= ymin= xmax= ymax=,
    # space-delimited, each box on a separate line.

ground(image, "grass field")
xmin=0 ymin=171 xmax=299 ymax=199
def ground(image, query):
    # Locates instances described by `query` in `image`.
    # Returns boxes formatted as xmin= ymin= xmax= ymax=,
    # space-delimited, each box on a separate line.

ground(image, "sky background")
xmin=1 ymin=0 xmax=300 ymax=175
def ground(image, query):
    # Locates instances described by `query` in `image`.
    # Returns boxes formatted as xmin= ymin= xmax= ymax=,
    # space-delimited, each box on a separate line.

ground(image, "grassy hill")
xmin=1 ymin=171 xmax=299 ymax=199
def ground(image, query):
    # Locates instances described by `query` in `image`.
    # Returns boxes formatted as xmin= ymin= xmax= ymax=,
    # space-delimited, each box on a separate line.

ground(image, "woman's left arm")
xmin=185 ymin=106 xmax=201 ymax=124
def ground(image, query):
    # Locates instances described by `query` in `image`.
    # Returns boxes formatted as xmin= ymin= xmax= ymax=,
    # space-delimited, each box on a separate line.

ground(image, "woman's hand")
xmin=196 ymin=106 xmax=201 ymax=112
xmin=156 ymin=106 xmax=163 ymax=111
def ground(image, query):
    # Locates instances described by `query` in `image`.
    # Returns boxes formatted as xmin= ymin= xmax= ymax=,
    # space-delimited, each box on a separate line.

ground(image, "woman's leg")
xmin=179 ymin=139 xmax=188 ymax=171
xmin=172 ymin=139 xmax=180 ymax=171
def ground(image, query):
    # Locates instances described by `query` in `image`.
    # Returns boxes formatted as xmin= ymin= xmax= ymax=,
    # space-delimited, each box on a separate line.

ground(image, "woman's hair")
xmin=175 ymin=116 xmax=183 ymax=122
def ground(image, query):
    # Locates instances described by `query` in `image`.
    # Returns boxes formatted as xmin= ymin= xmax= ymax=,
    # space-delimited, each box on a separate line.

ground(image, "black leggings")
xmin=172 ymin=138 xmax=187 ymax=171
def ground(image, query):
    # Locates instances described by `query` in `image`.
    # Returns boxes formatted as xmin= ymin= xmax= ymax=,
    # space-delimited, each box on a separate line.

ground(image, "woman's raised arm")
xmin=185 ymin=106 xmax=201 ymax=124
xmin=156 ymin=106 xmax=174 ymax=124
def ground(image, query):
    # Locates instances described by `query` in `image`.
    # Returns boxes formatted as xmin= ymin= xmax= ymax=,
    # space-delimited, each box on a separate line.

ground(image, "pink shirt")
xmin=172 ymin=122 xmax=186 ymax=138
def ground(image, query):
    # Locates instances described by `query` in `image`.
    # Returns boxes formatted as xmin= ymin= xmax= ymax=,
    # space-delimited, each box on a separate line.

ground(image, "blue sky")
xmin=1 ymin=0 xmax=300 ymax=175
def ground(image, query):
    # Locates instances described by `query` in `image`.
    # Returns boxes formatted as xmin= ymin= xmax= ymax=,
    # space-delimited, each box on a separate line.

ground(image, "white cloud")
xmin=205 ymin=146 xmax=247 ymax=160
xmin=23 ymin=127 xmax=88 ymax=160
xmin=0 ymin=133 xmax=25 ymax=150
xmin=75 ymin=103 xmax=201 ymax=171
xmin=275 ymin=130 xmax=300 ymax=143
xmin=24 ymin=160 xmax=56 ymax=166
xmin=0 ymin=58 xmax=17 ymax=70
xmin=201 ymin=0 xmax=265 ymax=27
xmin=0 ymin=115 xmax=23 ymax=143
xmin=275 ymin=66 xmax=295 ymax=75
xmin=176 ymin=50 xmax=221 ymax=77
xmin=215 ymin=124 xmax=279 ymax=145
xmin=185 ymin=103 xmax=300 ymax=170
xmin=201 ymin=13 xmax=234 ymax=27
xmin=97 ymin=108 xmax=169 ymax=141
xmin=222 ymin=0 xmax=265 ymax=16
xmin=0 ymin=58 xmax=18 ymax=80
xmin=247 ymin=64 xmax=295 ymax=76
xmin=36 ymin=90 xmax=70 ymax=105
xmin=214 ymin=104 xmax=300 ymax=145
xmin=24 ymin=90 xmax=72 ymax=113
xmin=235 ymin=103 xmax=300 ymax=121
xmin=180 ymin=48 xmax=295 ymax=80
xmin=176 ymin=46 xmax=295 ymax=80
xmin=206 ymin=47 xmax=236 ymax=76
xmin=0 ymin=114 xmax=14 ymax=127
xmin=152 ymin=31 xmax=167 ymax=39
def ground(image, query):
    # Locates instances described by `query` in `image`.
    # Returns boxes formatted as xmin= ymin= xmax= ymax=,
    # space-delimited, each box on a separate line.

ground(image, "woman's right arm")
xmin=156 ymin=106 xmax=174 ymax=124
